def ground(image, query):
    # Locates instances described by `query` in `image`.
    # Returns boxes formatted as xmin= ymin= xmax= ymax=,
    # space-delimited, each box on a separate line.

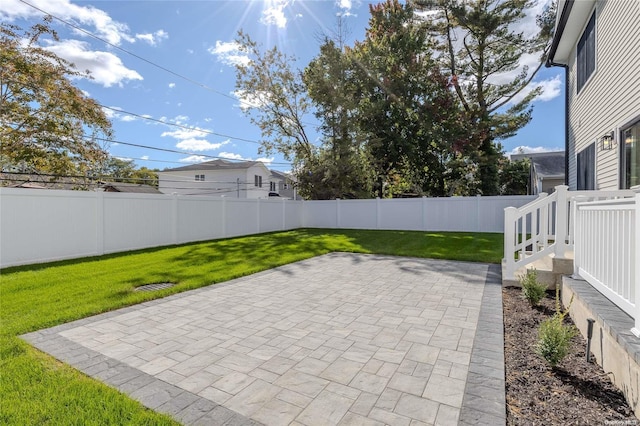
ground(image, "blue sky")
xmin=1 ymin=0 xmax=564 ymax=173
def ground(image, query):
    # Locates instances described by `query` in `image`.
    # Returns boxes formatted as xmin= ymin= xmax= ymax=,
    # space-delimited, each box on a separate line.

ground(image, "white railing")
xmin=503 ymin=185 xmax=635 ymax=281
xmin=573 ymin=191 xmax=640 ymax=334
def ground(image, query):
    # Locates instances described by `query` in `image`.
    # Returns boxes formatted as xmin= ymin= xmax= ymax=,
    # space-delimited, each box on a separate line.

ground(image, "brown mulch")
xmin=503 ymin=286 xmax=637 ymax=425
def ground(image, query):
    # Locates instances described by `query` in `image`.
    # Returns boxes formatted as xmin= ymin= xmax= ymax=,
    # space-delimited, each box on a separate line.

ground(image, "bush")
xmin=536 ymin=313 xmax=578 ymax=367
xmin=520 ymin=269 xmax=547 ymax=306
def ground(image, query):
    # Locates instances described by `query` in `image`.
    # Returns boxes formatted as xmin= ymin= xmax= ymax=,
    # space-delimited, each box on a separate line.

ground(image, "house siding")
xmin=567 ymin=0 xmax=640 ymax=190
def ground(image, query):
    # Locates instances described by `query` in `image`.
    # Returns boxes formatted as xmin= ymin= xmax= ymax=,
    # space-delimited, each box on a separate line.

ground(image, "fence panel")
xmin=103 ymin=193 xmax=174 ymax=253
xmin=302 ymin=201 xmax=338 ymax=228
xmin=177 ymin=197 xmax=225 ymax=244
xmin=339 ymin=200 xmax=378 ymax=229
xmin=259 ymin=199 xmax=286 ymax=233
xmin=0 ymin=188 xmax=98 ymax=266
xmin=224 ymin=199 xmax=259 ymax=238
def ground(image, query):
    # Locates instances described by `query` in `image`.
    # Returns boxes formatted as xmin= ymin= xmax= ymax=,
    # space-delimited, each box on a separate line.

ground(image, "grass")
xmin=0 ymin=228 xmax=502 ymax=425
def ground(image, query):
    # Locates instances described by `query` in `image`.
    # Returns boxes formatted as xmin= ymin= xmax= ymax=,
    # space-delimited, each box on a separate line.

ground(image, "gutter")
xmin=546 ymin=0 xmax=574 ymax=186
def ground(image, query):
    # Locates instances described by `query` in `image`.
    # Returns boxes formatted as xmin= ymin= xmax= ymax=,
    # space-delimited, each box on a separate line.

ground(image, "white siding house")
xmin=547 ymin=0 xmax=640 ymax=190
xmin=158 ymin=160 xmax=277 ymax=198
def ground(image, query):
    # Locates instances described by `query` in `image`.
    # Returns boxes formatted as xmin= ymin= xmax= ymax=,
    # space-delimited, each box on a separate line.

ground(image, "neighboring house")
xmin=158 ymin=160 xmax=278 ymax=198
xmin=270 ymin=170 xmax=300 ymax=200
xmin=100 ymin=182 xmax=162 ymax=194
xmin=511 ymin=151 xmax=566 ymax=195
xmin=546 ymin=0 xmax=640 ymax=190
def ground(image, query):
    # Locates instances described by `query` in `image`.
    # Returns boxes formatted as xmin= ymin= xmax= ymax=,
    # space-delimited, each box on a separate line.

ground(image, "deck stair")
xmin=502 ymin=251 xmax=573 ymax=288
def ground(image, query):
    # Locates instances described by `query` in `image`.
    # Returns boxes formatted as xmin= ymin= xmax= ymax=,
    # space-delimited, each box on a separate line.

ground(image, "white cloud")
xmin=179 ymin=155 xmax=208 ymax=163
xmin=135 ymin=29 xmax=168 ymax=46
xmin=0 ymin=0 xmax=134 ymax=45
xmin=208 ymin=41 xmax=250 ymax=67
xmin=234 ymin=90 xmax=271 ymax=110
xmin=121 ymin=115 xmax=136 ymax=122
xmin=140 ymin=155 xmax=149 ymax=160
xmin=508 ymin=75 xmax=562 ymax=106
xmin=168 ymin=82 xmax=176 ymax=88
xmin=219 ymin=152 xmax=274 ymax=164
xmin=44 ymin=39 xmax=142 ymax=87
xmin=509 ymin=146 xmax=563 ymax=156
xmin=336 ymin=0 xmax=352 ymax=10
xmin=161 ymin=128 xmax=208 ymax=140
xmin=261 ymin=0 xmax=288 ymax=28
xmin=175 ymin=139 xmax=229 ymax=152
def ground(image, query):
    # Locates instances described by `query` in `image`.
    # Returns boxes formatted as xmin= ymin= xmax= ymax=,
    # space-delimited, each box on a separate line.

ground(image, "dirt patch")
xmin=503 ymin=286 xmax=637 ymax=425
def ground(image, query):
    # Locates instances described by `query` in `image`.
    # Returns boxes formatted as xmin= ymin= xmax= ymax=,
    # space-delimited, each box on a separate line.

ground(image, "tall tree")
xmin=350 ymin=0 xmax=463 ymax=197
xmin=234 ymin=31 xmax=314 ymax=163
xmin=413 ymin=0 xmax=556 ymax=195
xmin=303 ymin=32 xmax=374 ymax=199
xmin=0 ymin=18 xmax=112 ymax=176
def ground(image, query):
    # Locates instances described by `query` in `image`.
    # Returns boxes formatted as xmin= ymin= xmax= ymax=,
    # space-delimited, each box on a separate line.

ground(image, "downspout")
xmin=546 ymin=0 xmax=574 ymax=186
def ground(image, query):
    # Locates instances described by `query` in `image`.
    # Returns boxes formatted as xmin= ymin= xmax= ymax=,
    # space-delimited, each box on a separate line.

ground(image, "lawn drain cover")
xmin=134 ymin=282 xmax=176 ymax=292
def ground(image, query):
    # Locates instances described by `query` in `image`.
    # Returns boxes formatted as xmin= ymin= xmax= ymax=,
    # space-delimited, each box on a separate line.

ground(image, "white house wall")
xmin=567 ymin=0 xmax=640 ymax=190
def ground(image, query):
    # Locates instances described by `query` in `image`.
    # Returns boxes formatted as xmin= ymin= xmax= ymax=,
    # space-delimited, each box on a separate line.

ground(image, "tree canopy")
xmin=234 ymin=0 xmax=554 ymax=198
xmin=0 ymin=17 xmax=112 ymax=177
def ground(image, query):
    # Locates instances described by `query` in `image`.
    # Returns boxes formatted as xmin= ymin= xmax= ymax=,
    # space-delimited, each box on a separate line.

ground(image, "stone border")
xmin=459 ymin=264 xmax=506 ymax=425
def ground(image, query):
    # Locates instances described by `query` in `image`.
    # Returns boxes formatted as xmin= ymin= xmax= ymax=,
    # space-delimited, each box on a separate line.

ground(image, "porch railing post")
xmin=504 ymin=206 xmax=518 ymax=280
xmin=632 ymin=188 xmax=640 ymax=337
xmin=554 ymin=185 xmax=569 ymax=258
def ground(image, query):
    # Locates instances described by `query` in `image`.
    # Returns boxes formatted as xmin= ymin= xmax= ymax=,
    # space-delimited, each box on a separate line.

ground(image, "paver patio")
xmin=22 ymin=253 xmax=505 ymax=425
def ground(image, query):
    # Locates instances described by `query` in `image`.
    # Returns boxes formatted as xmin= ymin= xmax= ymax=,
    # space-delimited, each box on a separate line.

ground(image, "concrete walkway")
xmin=22 ymin=253 xmax=505 ymax=425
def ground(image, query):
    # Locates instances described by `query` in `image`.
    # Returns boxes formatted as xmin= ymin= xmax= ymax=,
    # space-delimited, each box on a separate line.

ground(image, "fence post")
xmin=476 ymin=195 xmax=481 ymax=232
xmin=336 ymin=198 xmax=341 ymax=228
xmin=282 ymin=198 xmax=286 ymax=230
xmin=632 ymin=188 xmax=640 ymax=337
xmin=96 ymin=191 xmax=104 ymax=256
xmin=422 ymin=196 xmax=427 ymax=231
xmin=257 ymin=198 xmax=261 ymax=233
xmin=172 ymin=193 xmax=178 ymax=245
xmin=504 ymin=206 xmax=518 ymax=280
xmin=222 ymin=197 xmax=227 ymax=238
xmin=554 ymin=185 xmax=569 ymax=258
xmin=376 ymin=197 xmax=381 ymax=229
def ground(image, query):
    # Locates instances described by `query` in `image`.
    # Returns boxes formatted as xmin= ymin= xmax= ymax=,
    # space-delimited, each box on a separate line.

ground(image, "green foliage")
xmin=414 ymin=0 xmax=557 ymax=194
xmin=499 ymin=157 xmax=530 ymax=195
xmin=536 ymin=313 xmax=578 ymax=367
xmin=99 ymin=157 xmax=159 ymax=186
xmin=536 ymin=286 xmax=577 ymax=367
xmin=519 ymin=269 xmax=547 ymax=306
xmin=0 ymin=17 xmax=112 ymax=177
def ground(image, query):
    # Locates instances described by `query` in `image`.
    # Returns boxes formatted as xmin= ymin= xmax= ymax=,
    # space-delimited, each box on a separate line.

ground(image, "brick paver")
xmin=22 ymin=253 xmax=505 ymax=425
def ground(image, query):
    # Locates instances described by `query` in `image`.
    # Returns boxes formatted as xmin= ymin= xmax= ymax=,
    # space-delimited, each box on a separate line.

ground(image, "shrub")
xmin=536 ymin=313 xmax=578 ymax=367
xmin=520 ymin=269 xmax=547 ymax=306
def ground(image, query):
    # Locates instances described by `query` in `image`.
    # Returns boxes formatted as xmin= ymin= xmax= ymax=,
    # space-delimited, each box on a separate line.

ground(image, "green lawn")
xmin=0 ymin=228 xmax=502 ymax=425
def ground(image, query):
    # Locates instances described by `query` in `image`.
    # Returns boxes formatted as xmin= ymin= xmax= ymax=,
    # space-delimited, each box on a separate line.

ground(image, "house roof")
xmin=102 ymin=182 xmax=162 ymax=194
xmin=161 ymin=159 xmax=261 ymax=172
xmin=531 ymin=152 xmax=566 ymax=178
xmin=547 ymin=0 xmax=596 ymax=66
xmin=270 ymin=169 xmax=297 ymax=182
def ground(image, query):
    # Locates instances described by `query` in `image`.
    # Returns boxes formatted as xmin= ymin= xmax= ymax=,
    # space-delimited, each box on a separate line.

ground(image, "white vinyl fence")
xmin=0 ymin=188 xmax=534 ymax=268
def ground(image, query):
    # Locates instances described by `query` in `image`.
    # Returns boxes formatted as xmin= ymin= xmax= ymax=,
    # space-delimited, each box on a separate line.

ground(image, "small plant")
xmin=520 ymin=269 xmax=547 ymax=306
xmin=536 ymin=288 xmax=577 ymax=367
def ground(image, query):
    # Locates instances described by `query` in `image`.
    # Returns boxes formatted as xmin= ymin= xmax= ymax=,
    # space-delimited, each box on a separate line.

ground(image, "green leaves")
xmin=0 ymin=18 xmax=112 ymax=177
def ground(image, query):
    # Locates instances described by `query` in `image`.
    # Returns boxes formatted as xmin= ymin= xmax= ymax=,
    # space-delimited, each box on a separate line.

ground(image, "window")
xmin=621 ymin=120 xmax=640 ymax=189
xmin=254 ymin=175 xmax=262 ymax=187
xmin=577 ymin=11 xmax=596 ymax=93
xmin=576 ymin=143 xmax=595 ymax=190
xmin=195 ymin=174 xmax=204 ymax=181
xmin=269 ymin=181 xmax=276 ymax=191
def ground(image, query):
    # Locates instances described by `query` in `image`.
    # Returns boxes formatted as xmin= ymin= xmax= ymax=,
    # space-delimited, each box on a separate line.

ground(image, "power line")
xmin=100 ymin=105 xmax=262 ymax=145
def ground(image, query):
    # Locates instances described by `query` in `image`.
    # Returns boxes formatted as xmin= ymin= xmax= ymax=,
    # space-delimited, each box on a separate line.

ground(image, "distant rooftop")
xmin=161 ymin=159 xmax=261 ymax=172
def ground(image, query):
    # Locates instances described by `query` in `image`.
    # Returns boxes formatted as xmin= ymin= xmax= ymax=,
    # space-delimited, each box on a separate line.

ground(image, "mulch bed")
xmin=503 ymin=286 xmax=637 ymax=425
